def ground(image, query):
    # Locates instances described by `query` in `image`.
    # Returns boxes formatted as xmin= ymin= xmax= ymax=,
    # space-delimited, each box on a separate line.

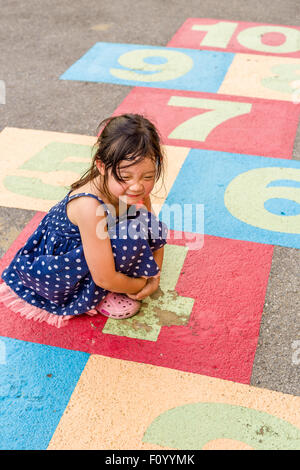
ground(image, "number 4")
xmin=167 ymin=96 xmax=252 ymax=141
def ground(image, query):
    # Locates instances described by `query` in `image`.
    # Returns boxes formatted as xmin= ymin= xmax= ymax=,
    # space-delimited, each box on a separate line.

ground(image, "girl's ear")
xmin=96 ymin=160 xmax=106 ymax=176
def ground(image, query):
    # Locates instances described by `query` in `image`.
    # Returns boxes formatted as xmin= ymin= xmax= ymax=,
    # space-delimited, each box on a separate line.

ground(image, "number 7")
xmin=167 ymin=96 xmax=252 ymax=141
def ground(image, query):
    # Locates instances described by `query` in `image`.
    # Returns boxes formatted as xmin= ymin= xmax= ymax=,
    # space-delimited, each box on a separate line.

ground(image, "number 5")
xmin=167 ymin=96 xmax=252 ymax=141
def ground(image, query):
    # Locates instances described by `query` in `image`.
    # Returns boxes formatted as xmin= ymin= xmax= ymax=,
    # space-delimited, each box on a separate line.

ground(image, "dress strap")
xmin=66 ymin=191 xmax=141 ymax=227
xmin=68 ymin=191 xmax=106 ymax=205
xmin=66 ymin=191 xmax=115 ymax=225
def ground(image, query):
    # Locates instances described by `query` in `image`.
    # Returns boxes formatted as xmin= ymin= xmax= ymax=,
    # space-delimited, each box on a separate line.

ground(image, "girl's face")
xmin=97 ymin=156 xmax=156 ymax=206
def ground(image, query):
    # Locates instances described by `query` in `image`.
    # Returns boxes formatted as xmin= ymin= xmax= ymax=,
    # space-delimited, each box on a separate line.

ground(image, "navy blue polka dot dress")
xmin=0 ymin=191 xmax=168 ymax=321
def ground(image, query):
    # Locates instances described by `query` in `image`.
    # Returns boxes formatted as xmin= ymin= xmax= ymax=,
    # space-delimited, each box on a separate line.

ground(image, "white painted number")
xmin=192 ymin=21 xmax=238 ymax=48
xmin=224 ymin=167 xmax=300 ymax=234
xmin=191 ymin=21 xmax=300 ymax=54
xmin=110 ymin=49 xmax=193 ymax=82
xmin=167 ymin=96 xmax=252 ymax=141
xmin=238 ymin=25 xmax=300 ymax=54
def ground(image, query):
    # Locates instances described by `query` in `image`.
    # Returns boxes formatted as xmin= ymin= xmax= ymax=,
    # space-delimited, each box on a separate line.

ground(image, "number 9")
xmin=110 ymin=48 xmax=193 ymax=83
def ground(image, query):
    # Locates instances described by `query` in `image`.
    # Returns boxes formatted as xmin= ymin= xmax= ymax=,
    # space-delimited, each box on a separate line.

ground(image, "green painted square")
xmin=102 ymin=245 xmax=195 ymax=341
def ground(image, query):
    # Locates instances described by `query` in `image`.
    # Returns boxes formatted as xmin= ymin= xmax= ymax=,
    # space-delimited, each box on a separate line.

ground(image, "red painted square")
xmin=0 ymin=215 xmax=273 ymax=384
xmin=168 ymin=18 xmax=300 ymax=58
xmin=113 ymin=87 xmax=299 ymax=158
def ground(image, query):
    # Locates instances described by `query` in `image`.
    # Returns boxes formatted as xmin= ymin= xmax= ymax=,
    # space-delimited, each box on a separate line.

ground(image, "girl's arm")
xmin=104 ymin=271 xmax=147 ymax=294
xmin=127 ymin=247 xmax=164 ymax=301
xmin=127 ymin=198 xmax=166 ymax=301
xmin=74 ymin=197 xmax=147 ymax=294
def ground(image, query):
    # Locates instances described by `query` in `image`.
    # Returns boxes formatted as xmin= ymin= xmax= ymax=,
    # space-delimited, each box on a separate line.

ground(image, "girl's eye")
xmin=121 ymin=176 xmax=154 ymax=181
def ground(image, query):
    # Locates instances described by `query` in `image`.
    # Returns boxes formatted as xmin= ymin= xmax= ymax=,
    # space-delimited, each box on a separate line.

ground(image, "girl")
xmin=0 ymin=114 xmax=168 ymax=328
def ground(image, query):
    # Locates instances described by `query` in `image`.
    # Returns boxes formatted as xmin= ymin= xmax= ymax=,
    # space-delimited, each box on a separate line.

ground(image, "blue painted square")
xmin=0 ymin=337 xmax=89 ymax=450
xmin=159 ymin=149 xmax=300 ymax=249
xmin=60 ymin=42 xmax=234 ymax=93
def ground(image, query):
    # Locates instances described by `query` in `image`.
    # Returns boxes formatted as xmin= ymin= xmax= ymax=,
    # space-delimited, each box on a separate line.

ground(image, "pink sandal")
xmin=95 ymin=292 xmax=141 ymax=319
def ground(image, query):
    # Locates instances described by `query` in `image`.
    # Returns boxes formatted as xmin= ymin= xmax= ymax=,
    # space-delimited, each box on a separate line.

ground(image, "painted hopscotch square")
xmin=219 ymin=53 xmax=300 ymax=102
xmin=113 ymin=87 xmax=300 ymax=158
xmin=0 ymin=127 xmax=96 ymax=212
xmin=168 ymin=18 xmax=300 ymax=58
xmin=0 ymin=336 xmax=89 ymax=450
xmin=0 ymin=127 xmax=189 ymax=213
xmin=48 ymin=355 xmax=300 ymax=450
xmin=160 ymin=148 xmax=300 ymax=249
xmin=0 ymin=228 xmax=273 ymax=384
xmin=60 ymin=42 xmax=234 ymax=92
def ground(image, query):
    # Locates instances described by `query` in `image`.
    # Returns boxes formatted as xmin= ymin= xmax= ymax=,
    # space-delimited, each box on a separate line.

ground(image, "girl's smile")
xmin=126 ymin=193 xmax=144 ymax=198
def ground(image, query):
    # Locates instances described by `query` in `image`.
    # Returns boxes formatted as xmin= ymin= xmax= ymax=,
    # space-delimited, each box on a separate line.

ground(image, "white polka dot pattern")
xmin=1 ymin=191 xmax=168 ymax=318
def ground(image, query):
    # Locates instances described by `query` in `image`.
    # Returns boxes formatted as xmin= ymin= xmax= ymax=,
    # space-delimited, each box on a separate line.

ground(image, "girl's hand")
xmin=127 ymin=276 xmax=160 ymax=301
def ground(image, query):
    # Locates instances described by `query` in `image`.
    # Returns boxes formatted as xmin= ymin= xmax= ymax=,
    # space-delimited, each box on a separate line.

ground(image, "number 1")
xmin=191 ymin=21 xmax=238 ymax=48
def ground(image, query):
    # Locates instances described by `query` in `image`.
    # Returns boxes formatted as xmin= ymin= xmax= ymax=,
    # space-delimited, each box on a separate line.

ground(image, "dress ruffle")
xmin=0 ymin=282 xmax=74 ymax=328
xmin=0 ymin=281 xmax=102 ymax=328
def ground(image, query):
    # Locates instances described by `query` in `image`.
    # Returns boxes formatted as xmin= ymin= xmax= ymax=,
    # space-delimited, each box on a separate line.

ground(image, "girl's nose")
xmin=129 ymin=181 xmax=143 ymax=191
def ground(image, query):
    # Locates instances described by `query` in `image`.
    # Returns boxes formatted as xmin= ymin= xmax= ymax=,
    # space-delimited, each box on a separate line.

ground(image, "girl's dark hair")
xmin=69 ymin=113 xmax=166 ymax=203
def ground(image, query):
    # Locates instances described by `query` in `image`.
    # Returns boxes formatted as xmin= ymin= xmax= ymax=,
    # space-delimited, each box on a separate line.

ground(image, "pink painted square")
xmin=168 ymin=18 xmax=300 ymax=58
xmin=0 ymin=214 xmax=273 ymax=384
xmin=113 ymin=87 xmax=299 ymax=158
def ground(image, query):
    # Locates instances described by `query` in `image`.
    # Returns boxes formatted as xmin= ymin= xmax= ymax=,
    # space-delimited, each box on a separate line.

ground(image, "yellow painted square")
xmin=0 ymin=127 xmax=95 ymax=211
xmin=0 ymin=127 xmax=189 ymax=212
xmin=48 ymin=355 xmax=300 ymax=450
xmin=219 ymin=53 xmax=300 ymax=102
